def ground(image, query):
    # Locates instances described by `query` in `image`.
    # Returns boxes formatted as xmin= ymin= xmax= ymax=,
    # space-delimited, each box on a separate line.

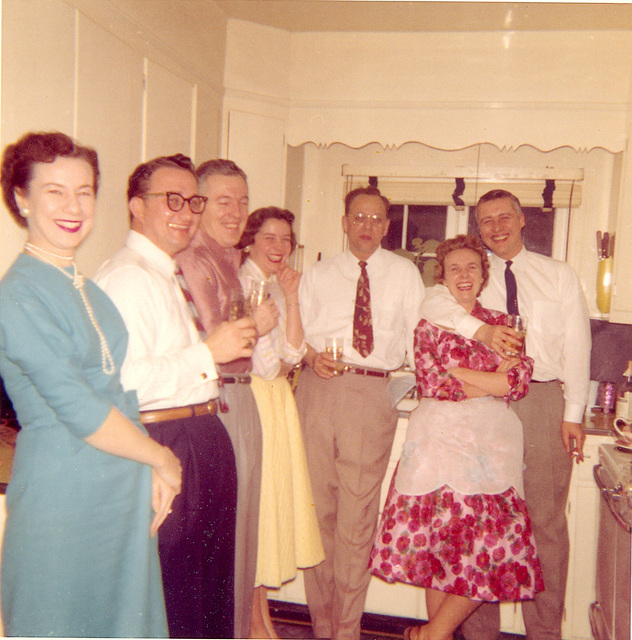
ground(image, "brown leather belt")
xmin=139 ymin=400 xmax=218 ymax=425
xmin=343 ymin=365 xmax=391 ymax=378
xmin=220 ymin=374 xmax=251 ymax=384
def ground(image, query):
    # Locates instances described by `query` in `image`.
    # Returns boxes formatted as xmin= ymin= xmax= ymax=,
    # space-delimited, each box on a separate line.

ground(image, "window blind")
xmin=344 ymin=175 xmax=582 ymax=208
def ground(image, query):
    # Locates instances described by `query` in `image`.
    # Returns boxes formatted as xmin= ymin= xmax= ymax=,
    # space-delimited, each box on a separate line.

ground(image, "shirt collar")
xmin=343 ymin=245 xmax=385 ymax=270
xmin=194 ymin=226 xmax=242 ymax=269
xmin=125 ymin=230 xmax=177 ymax=277
xmin=243 ymin=257 xmax=272 ymax=282
xmin=488 ymin=245 xmax=528 ymax=269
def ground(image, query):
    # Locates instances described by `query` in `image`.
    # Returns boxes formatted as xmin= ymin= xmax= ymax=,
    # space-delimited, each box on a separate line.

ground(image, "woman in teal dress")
xmin=0 ymin=132 xmax=181 ymax=637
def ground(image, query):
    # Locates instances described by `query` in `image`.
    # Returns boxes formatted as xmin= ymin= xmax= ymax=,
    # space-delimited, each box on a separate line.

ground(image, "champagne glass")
xmin=325 ymin=337 xmax=345 ymax=375
xmin=505 ymin=314 xmax=527 ymax=356
xmin=247 ymin=279 xmax=269 ymax=312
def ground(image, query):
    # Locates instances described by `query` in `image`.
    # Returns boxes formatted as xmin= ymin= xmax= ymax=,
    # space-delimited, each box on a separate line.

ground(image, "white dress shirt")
xmin=421 ymin=247 xmax=591 ymax=423
xmin=94 ymin=230 xmax=218 ymax=410
xmin=238 ymin=258 xmax=306 ymax=379
xmin=299 ymin=246 xmax=425 ymax=371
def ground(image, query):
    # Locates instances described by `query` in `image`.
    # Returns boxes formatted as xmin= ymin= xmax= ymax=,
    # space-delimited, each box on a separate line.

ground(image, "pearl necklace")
xmin=24 ymin=243 xmax=115 ymax=375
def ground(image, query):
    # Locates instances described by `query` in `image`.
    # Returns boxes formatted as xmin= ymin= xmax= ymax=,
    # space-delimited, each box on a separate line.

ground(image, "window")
xmin=384 ymin=203 xmax=566 ymax=286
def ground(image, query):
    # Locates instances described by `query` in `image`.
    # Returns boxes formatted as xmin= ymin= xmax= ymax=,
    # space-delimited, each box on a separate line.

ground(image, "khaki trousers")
xmin=460 ymin=380 xmax=571 ymax=640
xmin=295 ymin=368 xmax=398 ymax=640
xmin=219 ymin=384 xmax=263 ymax=639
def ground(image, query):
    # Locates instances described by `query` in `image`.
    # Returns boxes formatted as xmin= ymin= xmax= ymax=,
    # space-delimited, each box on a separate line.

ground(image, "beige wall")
xmin=221 ymin=18 xmax=632 ymax=320
xmin=1 ymin=0 xmax=227 ymax=278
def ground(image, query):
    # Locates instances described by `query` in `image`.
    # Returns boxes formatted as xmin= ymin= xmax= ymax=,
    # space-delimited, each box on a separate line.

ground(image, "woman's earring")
xmin=21 ymin=208 xmax=29 ymax=217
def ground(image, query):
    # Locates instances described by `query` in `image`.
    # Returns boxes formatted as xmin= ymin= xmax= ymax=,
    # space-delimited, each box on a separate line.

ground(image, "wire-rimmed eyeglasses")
xmin=142 ymin=192 xmax=208 ymax=214
xmin=348 ymin=213 xmax=387 ymax=226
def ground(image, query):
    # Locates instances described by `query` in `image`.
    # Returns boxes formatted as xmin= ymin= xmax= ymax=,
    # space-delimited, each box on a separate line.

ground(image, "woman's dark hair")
xmin=1 ymin=131 xmax=100 ymax=227
xmin=236 ymin=206 xmax=296 ymax=255
xmin=434 ymin=234 xmax=490 ymax=292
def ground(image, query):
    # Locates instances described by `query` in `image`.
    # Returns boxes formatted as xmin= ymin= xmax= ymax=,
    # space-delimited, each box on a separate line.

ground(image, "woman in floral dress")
xmin=369 ymin=235 xmax=543 ymax=640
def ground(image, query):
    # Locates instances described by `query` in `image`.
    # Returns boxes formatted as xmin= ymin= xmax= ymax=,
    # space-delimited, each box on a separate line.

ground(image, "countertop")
xmin=397 ymin=397 xmax=617 ymax=438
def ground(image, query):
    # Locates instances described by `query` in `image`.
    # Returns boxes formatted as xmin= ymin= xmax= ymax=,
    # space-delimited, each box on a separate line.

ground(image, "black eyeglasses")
xmin=142 ymin=192 xmax=208 ymax=214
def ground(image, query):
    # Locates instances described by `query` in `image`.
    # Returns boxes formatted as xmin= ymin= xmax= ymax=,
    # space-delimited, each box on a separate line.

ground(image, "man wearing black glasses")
xmin=95 ymin=154 xmax=256 ymax=639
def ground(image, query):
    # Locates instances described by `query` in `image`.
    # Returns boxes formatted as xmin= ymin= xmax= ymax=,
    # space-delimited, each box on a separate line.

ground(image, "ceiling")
xmin=213 ymin=1 xmax=632 ymax=32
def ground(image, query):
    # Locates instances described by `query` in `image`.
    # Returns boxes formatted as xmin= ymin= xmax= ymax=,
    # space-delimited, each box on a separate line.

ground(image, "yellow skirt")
xmin=249 ymin=375 xmax=324 ymax=588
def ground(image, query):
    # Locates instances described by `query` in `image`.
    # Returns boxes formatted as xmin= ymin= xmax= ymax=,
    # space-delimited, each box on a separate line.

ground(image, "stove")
xmin=589 ymin=444 xmax=631 ymax=640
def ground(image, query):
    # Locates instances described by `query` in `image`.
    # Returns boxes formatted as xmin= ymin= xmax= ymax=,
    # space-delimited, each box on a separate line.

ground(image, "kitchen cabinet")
xmin=273 ymin=409 xmax=612 ymax=640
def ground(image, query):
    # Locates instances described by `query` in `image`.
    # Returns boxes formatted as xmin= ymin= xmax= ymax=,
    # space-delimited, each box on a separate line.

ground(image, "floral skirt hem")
xmin=369 ymin=479 xmax=545 ymax=602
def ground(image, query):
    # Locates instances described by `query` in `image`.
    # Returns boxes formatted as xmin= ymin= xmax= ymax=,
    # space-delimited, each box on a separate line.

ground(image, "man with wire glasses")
xmin=95 ymin=154 xmax=256 ymax=638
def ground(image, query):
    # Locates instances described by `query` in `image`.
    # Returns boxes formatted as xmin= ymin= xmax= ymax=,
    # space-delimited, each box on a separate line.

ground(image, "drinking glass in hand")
xmin=325 ymin=337 xmax=345 ymax=376
xmin=247 ymin=280 xmax=269 ymax=311
xmin=229 ymin=281 xmax=269 ymax=321
xmin=228 ymin=289 xmax=248 ymax=321
xmin=505 ymin=314 xmax=527 ymax=356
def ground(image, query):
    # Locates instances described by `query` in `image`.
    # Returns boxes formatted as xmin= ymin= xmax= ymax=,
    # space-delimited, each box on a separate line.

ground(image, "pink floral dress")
xmin=369 ymin=304 xmax=544 ymax=602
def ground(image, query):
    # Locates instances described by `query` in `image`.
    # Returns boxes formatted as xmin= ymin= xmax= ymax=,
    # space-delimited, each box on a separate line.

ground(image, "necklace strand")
xmin=23 ymin=243 xmax=115 ymax=375
xmin=23 ymin=242 xmax=73 ymax=262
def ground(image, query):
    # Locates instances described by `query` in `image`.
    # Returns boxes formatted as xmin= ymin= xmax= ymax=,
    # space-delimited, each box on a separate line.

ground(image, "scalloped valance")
xmin=286 ymin=101 xmax=628 ymax=153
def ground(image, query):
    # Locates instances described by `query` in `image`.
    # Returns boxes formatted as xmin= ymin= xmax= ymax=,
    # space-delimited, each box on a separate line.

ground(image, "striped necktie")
xmin=174 ymin=267 xmax=207 ymax=340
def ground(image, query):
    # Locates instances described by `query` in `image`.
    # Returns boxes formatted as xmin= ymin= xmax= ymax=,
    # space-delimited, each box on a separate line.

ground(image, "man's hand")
xmin=205 ymin=317 xmax=256 ymax=363
xmin=474 ymin=323 xmax=521 ymax=359
xmin=561 ymin=420 xmax=586 ymax=463
xmin=252 ymin=298 xmax=279 ymax=337
xmin=304 ymin=344 xmax=338 ymax=379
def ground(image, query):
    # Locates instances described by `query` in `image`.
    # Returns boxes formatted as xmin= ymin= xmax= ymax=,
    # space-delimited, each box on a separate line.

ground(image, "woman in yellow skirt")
xmin=238 ymin=207 xmax=324 ymax=639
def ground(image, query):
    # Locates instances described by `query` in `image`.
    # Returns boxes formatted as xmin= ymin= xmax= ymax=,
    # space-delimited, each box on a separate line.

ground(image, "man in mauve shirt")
xmin=176 ymin=159 xmax=278 ymax=640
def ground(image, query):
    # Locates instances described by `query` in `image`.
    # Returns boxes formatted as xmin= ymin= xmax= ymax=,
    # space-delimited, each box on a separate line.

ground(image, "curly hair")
xmin=2 ymin=131 xmax=100 ymax=227
xmin=434 ymin=234 xmax=490 ymax=291
xmin=235 ymin=206 xmax=296 ymax=253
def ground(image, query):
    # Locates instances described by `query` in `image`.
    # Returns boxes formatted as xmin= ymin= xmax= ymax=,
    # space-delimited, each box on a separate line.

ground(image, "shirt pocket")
xmin=532 ymin=299 xmax=563 ymax=342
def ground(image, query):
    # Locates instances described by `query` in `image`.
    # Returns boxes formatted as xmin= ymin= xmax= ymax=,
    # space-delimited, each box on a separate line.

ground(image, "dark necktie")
xmin=174 ymin=267 xmax=208 ymax=340
xmin=353 ymin=261 xmax=374 ymax=357
xmin=505 ymin=260 xmax=519 ymax=315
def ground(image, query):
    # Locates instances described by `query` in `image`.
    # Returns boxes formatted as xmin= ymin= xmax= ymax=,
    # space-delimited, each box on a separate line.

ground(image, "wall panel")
xmin=75 ymin=12 xmax=144 ymax=276
xmin=1 ymin=0 xmax=76 ymax=277
xmin=144 ymin=59 xmax=194 ymax=161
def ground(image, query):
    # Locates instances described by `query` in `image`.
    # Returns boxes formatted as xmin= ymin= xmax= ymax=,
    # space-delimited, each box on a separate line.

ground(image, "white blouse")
xmin=239 ymin=258 xmax=306 ymax=380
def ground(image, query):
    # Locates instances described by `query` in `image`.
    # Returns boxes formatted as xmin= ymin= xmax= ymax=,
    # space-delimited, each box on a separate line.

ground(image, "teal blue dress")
xmin=0 ymin=254 xmax=168 ymax=637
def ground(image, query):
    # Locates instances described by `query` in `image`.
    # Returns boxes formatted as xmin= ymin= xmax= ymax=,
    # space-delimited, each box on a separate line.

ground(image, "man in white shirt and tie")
xmin=296 ymin=186 xmax=425 ymax=640
xmin=95 ymin=154 xmax=256 ymax=638
xmin=421 ymin=189 xmax=591 ymax=640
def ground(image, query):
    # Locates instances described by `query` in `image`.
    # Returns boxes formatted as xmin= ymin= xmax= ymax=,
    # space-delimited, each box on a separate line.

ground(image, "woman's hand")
xmin=277 ymin=262 xmax=301 ymax=299
xmin=253 ymin=299 xmax=279 ymax=337
xmin=150 ymin=446 xmax=182 ymax=537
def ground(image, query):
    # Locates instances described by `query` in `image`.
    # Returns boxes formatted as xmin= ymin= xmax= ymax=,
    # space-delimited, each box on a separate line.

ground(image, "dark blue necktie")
xmin=505 ymin=260 xmax=519 ymax=315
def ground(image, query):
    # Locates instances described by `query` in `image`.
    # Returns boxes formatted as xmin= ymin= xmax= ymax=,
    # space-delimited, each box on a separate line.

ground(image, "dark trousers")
xmin=147 ymin=413 xmax=237 ymax=639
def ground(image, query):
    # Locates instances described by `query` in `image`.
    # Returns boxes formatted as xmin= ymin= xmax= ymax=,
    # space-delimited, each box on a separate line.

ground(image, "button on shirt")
xmin=94 ymin=230 xmax=218 ymax=410
xmin=421 ymin=247 xmax=591 ymax=423
xmin=299 ymin=247 xmax=425 ymax=371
